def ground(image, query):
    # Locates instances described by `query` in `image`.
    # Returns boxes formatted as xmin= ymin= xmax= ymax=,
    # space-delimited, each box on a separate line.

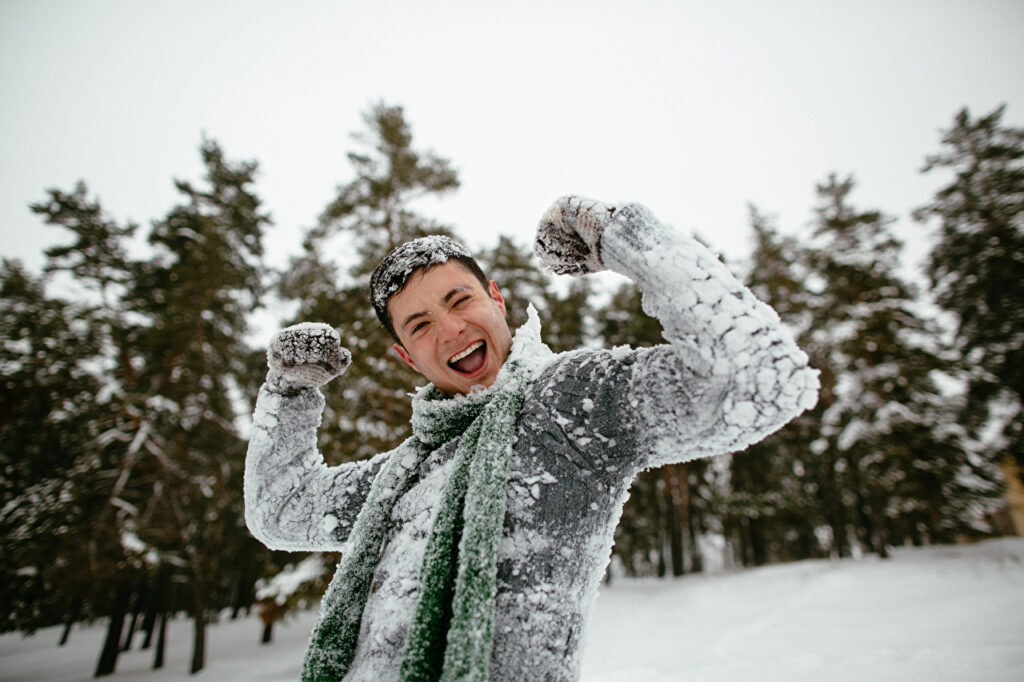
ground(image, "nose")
xmin=436 ymin=311 xmax=466 ymax=341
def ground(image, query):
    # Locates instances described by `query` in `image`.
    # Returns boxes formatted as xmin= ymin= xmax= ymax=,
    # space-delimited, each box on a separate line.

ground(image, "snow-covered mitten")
xmin=265 ymin=322 xmax=352 ymax=395
xmin=534 ymin=195 xmax=616 ymax=276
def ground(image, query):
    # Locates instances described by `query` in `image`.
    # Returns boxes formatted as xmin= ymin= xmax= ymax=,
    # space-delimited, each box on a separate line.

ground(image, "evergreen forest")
xmin=2 ymin=102 xmax=1022 ymax=676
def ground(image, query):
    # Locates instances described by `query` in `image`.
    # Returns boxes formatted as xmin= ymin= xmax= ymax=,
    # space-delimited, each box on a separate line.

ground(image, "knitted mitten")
xmin=266 ymin=322 xmax=351 ymax=395
xmin=534 ymin=195 xmax=616 ymax=276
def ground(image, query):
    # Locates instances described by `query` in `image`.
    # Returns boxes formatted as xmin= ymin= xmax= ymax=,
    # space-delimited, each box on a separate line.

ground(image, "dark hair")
xmin=370 ymin=236 xmax=489 ymax=344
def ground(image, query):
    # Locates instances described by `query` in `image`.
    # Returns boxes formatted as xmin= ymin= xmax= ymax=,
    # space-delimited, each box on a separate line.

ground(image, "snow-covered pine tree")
xmin=123 ymin=138 xmax=270 ymax=674
xmin=17 ymin=184 xmax=157 ymax=674
xmin=914 ymin=105 xmax=1024 ymax=495
xmin=0 ymin=259 xmax=134 ymax=647
xmin=804 ymin=174 xmax=992 ymax=556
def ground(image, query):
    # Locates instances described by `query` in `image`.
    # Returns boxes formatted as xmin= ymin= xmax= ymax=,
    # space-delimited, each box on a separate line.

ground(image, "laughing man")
xmin=244 ymin=196 xmax=819 ymax=681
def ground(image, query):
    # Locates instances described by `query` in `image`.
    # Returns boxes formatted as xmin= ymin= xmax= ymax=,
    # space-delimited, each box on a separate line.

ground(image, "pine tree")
xmin=914 ymin=105 xmax=1024 ymax=482
xmin=10 ymin=141 xmax=281 ymax=675
xmin=120 ymin=138 xmax=270 ymax=674
xmin=804 ymin=174 xmax=991 ymax=555
xmin=0 ymin=259 xmax=128 ymax=636
xmin=314 ymin=102 xmax=459 ymax=278
xmin=37 ymin=181 xmax=138 ymax=304
xmin=279 ymin=102 xmax=461 ymax=465
xmin=14 ymin=182 xmax=152 ymax=675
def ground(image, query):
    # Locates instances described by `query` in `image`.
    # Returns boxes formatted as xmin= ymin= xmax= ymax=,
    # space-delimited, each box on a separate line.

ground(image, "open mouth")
xmin=448 ymin=340 xmax=487 ymax=375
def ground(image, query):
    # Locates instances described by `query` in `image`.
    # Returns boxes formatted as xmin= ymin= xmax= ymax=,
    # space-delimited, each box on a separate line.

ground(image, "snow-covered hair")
xmin=370 ymin=235 xmax=489 ymax=343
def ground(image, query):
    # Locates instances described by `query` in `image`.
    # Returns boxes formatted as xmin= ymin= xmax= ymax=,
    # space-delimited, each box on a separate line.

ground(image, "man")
xmin=245 ymin=196 xmax=819 ymax=681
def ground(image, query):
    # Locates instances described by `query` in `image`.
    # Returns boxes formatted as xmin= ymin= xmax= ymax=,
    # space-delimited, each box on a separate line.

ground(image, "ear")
xmin=393 ymin=343 xmax=420 ymax=373
xmin=487 ymin=280 xmax=507 ymax=316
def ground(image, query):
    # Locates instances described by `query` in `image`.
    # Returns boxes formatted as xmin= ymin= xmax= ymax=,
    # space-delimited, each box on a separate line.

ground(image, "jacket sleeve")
xmin=243 ymin=384 xmax=387 ymax=552
xmin=579 ymin=204 xmax=819 ymax=469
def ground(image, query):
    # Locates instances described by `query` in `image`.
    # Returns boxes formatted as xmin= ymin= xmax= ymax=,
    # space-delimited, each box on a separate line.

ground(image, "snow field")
xmin=2 ymin=539 xmax=1022 ymax=682
xmin=582 ymin=539 xmax=1024 ymax=682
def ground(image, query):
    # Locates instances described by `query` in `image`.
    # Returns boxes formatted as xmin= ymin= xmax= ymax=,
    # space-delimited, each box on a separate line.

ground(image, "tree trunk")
xmin=687 ymin=502 xmax=703 ymax=573
xmin=121 ymin=609 xmax=139 ymax=652
xmin=873 ymin=487 xmax=890 ymax=559
xmin=190 ymin=588 xmax=206 ymax=675
xmin=683 ymin=468 xmax=702 ymax=573
xmin=121 ymin=581 xmax=146 ymax=651
xmin=140 ymin=585 xmax=157 ymax=649
xmin=234 ymin=566 xmax=258 ymax=620
xmin=94 ymin=581 xmax=132 ymax=677
xmin=261 ymin=621 xmax=273 ymax=644
xmin=663 ymin=465 xmax=685 ymax=577
xmin=59 ymin=621 xmax=74 ymax=648
xmin=650 ymin=479 xmax=667 ymax=577
xmin=153 ymin=610 xmax=168 ymax=670
xmin=750 ymin=516 xmax=768 ymax=566
xmin=58 ymin=598 xmax=82 ymax=646
xmin=141 ymin=611 xmax=155 ymax=650
xmin=741 ymin=518 xmax=757 ymax=565
xmin=230 ymin=573 xmax=244 ymax=620
xmin=822 ymin=457 xmax=851 ymax=558
xmin=851 ymin=462 xmax=875 ymax=553
xmin=143 ymin=565 xmax=172 ymax=650
xmin=833 ymin=514 xmax=851 ymax=558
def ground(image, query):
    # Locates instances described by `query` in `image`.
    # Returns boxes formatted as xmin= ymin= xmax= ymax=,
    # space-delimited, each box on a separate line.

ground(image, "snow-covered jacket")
xmin=244 ymin=214 xmax=819 ymax=681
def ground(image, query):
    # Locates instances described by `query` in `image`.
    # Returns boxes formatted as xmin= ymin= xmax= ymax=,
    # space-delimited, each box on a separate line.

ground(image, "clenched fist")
xmin=266 ymin=322 xmax=352 ymax=395
xmin=534 ymin=195 xmax=616 ymax=276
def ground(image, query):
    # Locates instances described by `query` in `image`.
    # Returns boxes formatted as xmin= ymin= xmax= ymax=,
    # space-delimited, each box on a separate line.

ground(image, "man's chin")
xmin=443 ymin=366 xmax=498 ymax=396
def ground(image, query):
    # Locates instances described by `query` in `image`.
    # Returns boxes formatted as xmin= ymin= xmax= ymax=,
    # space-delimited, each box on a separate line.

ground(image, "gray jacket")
xmin=244 ymin=214 xmax=819 ymax=681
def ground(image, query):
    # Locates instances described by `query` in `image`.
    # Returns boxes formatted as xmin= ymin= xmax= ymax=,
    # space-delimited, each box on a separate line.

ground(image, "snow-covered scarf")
xmin=302 ymin=307 xmax=552 ymax=682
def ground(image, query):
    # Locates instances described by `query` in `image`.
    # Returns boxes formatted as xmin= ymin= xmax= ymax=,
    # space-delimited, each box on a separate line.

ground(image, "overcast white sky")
xmin=2 ymin=0 xmax=1022 ymax=287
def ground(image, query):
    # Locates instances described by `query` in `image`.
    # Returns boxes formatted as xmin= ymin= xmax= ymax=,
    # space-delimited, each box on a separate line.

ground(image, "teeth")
xmin=449 ymin=341 xmax=484 ymax=364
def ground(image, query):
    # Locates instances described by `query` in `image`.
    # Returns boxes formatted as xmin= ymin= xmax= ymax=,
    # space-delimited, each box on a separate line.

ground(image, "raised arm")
xmin=244 ymin=323 xmax=387 ymax=552
xmin=535 ymin=196 xmax=819 ymax=468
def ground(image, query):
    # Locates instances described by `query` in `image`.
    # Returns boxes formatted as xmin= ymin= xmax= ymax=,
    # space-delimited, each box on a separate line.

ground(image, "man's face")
xmin=388 ymin=261 xmax=514 ymax=396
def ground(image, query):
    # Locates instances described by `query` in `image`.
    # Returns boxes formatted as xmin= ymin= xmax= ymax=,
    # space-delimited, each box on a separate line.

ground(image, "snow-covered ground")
xmin=3 ymin=539 xmax=1022 ymax=682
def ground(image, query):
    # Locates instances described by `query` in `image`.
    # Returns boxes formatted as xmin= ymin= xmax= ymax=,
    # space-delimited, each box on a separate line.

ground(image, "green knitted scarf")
xmin=301 ymin=308 xmax=552 ymax=682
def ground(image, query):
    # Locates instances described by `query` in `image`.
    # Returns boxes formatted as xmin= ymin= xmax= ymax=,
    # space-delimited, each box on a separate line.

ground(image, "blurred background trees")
xmin=913 ymin=105 xmax=1024 ymax=502
xmin=1 ymin=102 xmax=1021 ymax=676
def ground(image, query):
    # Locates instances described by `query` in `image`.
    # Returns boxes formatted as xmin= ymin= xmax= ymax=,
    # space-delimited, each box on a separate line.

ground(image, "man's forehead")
xmin=413 ymin=260 xmax=479 ymax=285
xmin=370 ymin=235 xmax=473 ymax=312
xmin=389 ymin=261 xmax=484 ymax=310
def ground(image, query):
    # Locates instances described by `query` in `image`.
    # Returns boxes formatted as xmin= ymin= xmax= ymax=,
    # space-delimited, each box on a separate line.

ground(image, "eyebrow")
xmin=443 ymin=285 xmax=470 ymax=304
xmin=400 ymin=285 xmax=472 ymax=332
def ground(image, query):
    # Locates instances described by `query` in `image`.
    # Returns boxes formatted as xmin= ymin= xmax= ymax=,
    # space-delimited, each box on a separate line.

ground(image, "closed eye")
xmin=412 ymin=320 xmax=429 ymax=334
xmin=452 ymin=295 xmax=471 ymax=308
